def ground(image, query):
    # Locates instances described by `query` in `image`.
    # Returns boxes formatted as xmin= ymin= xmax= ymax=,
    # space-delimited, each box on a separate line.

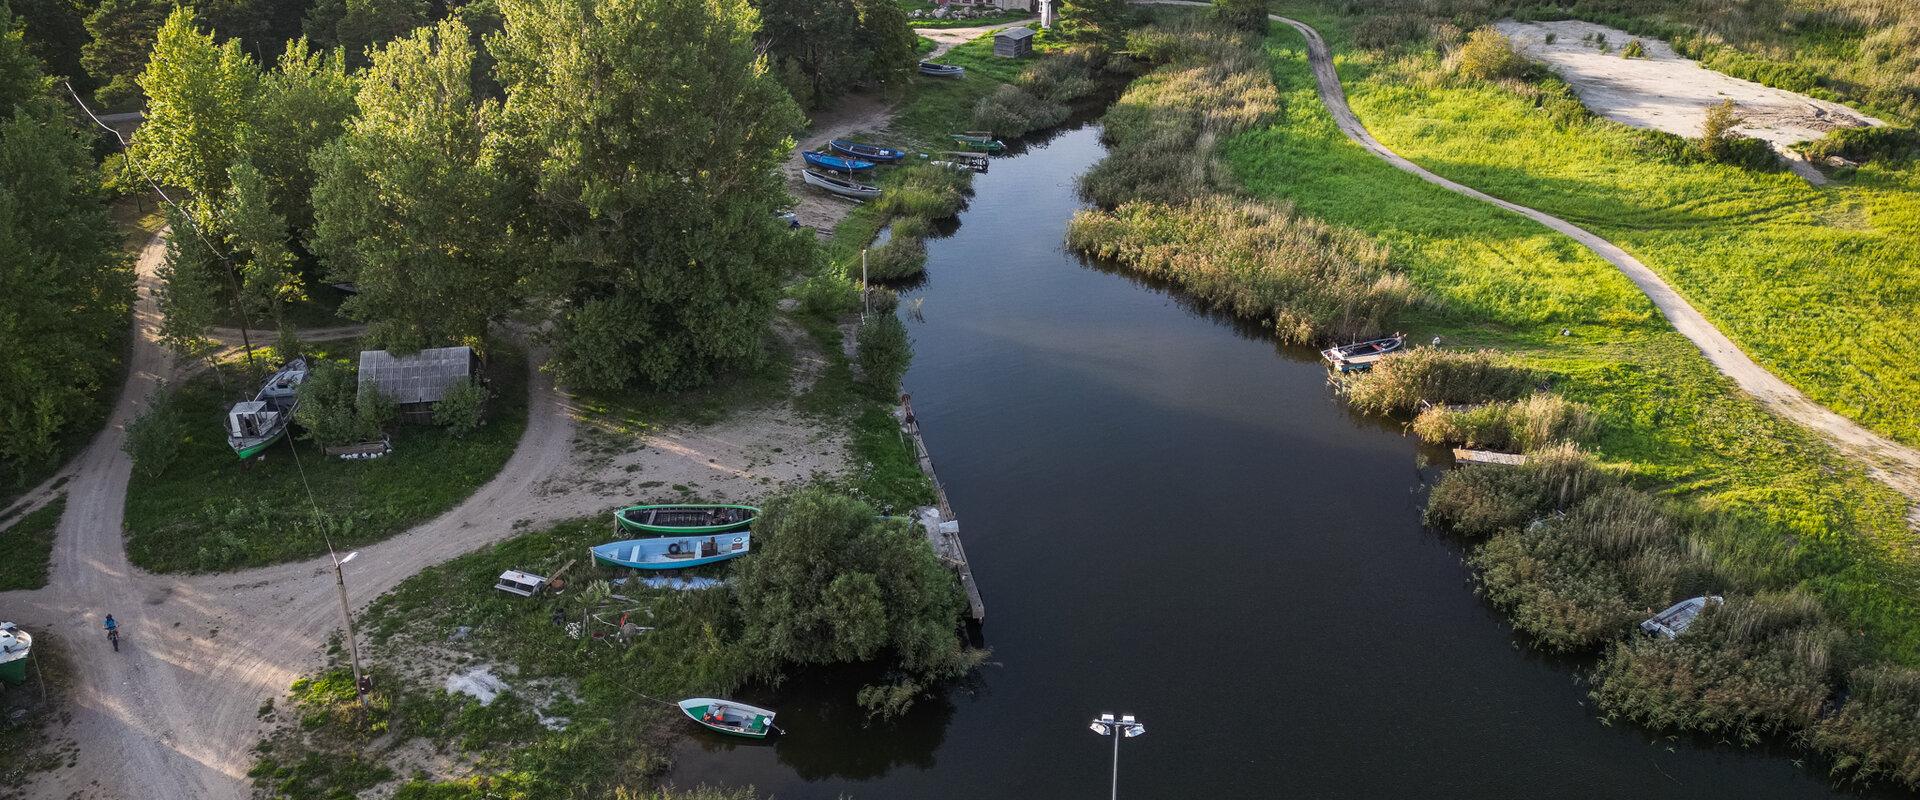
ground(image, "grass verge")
xmin=0 ymin=496 xmax=64 ymax=591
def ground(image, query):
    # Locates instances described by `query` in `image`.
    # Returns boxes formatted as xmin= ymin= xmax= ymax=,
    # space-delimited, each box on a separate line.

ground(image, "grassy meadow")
xmin=0 ymin=495 xmax=64 ymax=590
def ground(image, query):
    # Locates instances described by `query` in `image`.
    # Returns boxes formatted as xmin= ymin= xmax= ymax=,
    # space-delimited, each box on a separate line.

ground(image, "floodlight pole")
xmin=1091 ymin=713 xmax=1143 ymax=800
xmin=1109 ymin=721 xmax=1121 ymax=800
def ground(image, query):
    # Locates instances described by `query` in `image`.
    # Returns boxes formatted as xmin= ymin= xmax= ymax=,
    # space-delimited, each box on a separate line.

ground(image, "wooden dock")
xmin=1453 ymin=448 xmax=1528 ymax=466
xmin=898 ymin=395 xmax=986 ymax=623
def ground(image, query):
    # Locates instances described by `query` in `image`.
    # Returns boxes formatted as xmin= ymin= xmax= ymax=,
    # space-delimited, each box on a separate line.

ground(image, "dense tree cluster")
xmin=753 ymin=0 xmax=917 ymax=108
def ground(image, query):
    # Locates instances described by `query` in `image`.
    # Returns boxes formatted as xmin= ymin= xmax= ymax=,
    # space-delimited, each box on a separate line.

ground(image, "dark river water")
xmin=668 ymin=125 xmax=1864 ymax=798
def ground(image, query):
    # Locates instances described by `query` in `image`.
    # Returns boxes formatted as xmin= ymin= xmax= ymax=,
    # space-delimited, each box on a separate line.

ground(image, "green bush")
xmin=1352 ymin=13 xmax=1431 ymax=50
xmin=1423 ymin=442 xmax=1606 ymax=538
xmin=865 ymin=234 xmax=928 ymax=281
xmin=875 ymin=164 xmax=973 ymax=220
xmin=295 ymin=361 xmax=385 ymax=447
xmin=972 ymin=84 xmax=1071 ymax=138
xmin=125 ymin=390 xmax=188 ymax=478
xmin=1411 ymin=393 xmax=1595 ymax=452
xmin=432 ymin=380 xmax=489 ymax=437
xmin=1621 ymin=39 xmax=1646 ymax=59
xmin=1337 ymin=347 xmax=1533 ymax=415
xmin=1799 ymin=125 xmax=1920 ymax=165
xmin=856 ymin=313 xmax=912 ymax=394
xmin=792 ymin=272 xmax=861 ymax=321
xmin=1811 ymin=665 xmax=1920 ymax=787
xmin=1454 ymin=28 xmax=1526 ymax=81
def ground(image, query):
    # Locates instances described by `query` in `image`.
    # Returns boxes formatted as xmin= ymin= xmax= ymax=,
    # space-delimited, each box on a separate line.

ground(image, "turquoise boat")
xmin=614 ymin=503 xmax=756 ymax=534
xmin=950 ymin=131 xmax=1005 ymax=152
xmin=592 ymin=533 xmax=751 ymax=570
xmin=679 ymin=697 xmax=777 ymax=738
xmin=0 ymin=623 xmax=30 ymax=686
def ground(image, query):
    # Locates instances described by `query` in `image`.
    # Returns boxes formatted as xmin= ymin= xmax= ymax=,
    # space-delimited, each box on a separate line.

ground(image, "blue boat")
xmin=829 ymin=139 xmax=906 ymax=163
xmin=802 ymin=151 xmax=875 ymax=172
xmin=592 ymin=533 xmax=752 ymax=570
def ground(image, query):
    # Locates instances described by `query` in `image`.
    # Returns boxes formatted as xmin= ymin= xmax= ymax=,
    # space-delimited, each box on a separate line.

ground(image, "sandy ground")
xmin=0 ymin=231 xmax=846 ymax=800
xmin=1494 ymin=19 xmax=1883 ymax=183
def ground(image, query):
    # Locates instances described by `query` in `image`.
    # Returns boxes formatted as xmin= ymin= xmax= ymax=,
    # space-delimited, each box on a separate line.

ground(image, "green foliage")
xmin=1619 ymin=38 xmax=1645 ymax=59
xmin=1411 ymin=393 xmax=1595 ymax=452
xmin=1454 ymin=27 xmax=1525 ymax=81
xmin=129 ymin=8 xmax=262 ymax=230
xmin=218 ymin=160 xmax=301 ymax=324
xmin=1211 ymin=0 xmax=1268 ymax=34
xmin=1070 ymin=196 xmax=1409 ymax=344
xmin=79 ymin=0 xmax=170 ymax=105
xmin=1696 ymin=98 xmax=1749 ymax=164
xmin=1423 ymin=442 xmax=1605 ymax=538
xmin=1336 ymin=347 xmax=1533 ymax=415
xmin=0 ymin=494 xmax=61 ymax=590
xmin=855 ymin=313 xmax=911 ymax=395
xmin=432 ymin=379 xmax=489 ymax=436
xmin=1800 ymin=125 xmax=1920 ymax=165
xmin=124 ymin=390 xmax=188 ymax=478
xmin=972 ymin=82 xmax=1070 ymax=138
xmin=303 ymin=0 xmax=429 ymax=65
xmin=251 ymin=38 xmax=357 ymax=235
xmin=1055 ymin=0 xmax=1130 ymax=52
xmin=311 ymin=19 xmax=526 ymax=353
xmin=294 ymin=359 xmax=383 ymax=447
xmin=757 ymin=0 xmax=917 ymax=108
xmin=491 ymin=0 xmax=806 ymax=389
xmin=791 ymin=272 xmax=861 ymax=321
xmin=1811 ymin=665 xmax=1920 ymax=787
xmin=733 ymin=487 xmax=980 ymax=713
xmin=864 ymin=231 xmax=927 ymax=281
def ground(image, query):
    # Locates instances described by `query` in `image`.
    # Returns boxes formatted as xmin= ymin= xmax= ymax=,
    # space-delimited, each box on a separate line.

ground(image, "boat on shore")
xmin=919 ymin=61 xmax=965 ymax=77
xmin=679 ymin=697 xmax=778 ymax=738
xmin=950 ymin=131 xmax=1005 ymax=152
xmin=829 ymin=139 xmax=906 ymax=163
xmin=226 ymin=357 xmax=310 ymax=458
xmin=803 ymin=151 xmax=876 ymax=172
xmin=1640 ymin=595 xmax=1723 ymax=639
xmin=1319 ymin=334 xmax=1405 ymax=372
xmin=803 ymin=169 xmax=882 ymax=200
xmin=0 ymin=622 xmax=31 ymax=685
xmin=615 ymin=503 xmax=756 ymax=534
xmin=591 ymin=533 xmax=752 ymax=570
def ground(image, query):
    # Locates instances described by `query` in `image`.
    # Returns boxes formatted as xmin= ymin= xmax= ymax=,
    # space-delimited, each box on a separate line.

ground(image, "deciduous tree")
xmin=1211 ymin=0 xmax=1268 ymax=34
xmin=79 ymin=0 xmax=171 ymax=105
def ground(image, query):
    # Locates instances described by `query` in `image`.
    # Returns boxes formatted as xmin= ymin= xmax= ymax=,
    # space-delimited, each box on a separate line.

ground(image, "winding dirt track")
xmin=1230 ymin=5 xmax=1920 ymax=518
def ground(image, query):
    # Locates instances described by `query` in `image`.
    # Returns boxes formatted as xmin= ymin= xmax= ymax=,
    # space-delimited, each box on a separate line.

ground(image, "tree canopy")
xmin=754 ymin=0 xmax=915 ymax=108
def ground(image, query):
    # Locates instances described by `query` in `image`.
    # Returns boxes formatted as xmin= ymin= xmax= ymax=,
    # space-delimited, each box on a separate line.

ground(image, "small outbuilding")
xmin=994 ymin=26 xmax=1035 ymax=58
xmin=358 ymin=345 xmax=478 ymax=421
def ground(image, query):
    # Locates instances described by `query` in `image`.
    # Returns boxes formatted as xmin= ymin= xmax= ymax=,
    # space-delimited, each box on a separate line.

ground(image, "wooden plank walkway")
xmin=898 ymin=395 xmax=986 ymax=622
xmin=1453 ymin=448 xmax=1529 ymax=466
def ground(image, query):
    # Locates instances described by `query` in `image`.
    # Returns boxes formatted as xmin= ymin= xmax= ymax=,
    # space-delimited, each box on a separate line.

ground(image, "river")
xmin=668 ymin=125 xmax=1868 ymax=798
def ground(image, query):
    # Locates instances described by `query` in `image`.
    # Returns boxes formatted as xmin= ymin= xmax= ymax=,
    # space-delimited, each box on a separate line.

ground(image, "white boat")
xmin=679 ymin=697 xmax=779 ymax=738
xmin=1 ymin=622 xmax=31 ymax=685
xmin=1640 ymin=595 xmax=1723 ymax=639
xmin=918 ymin=61 xmax=965 ymax=77
xmin=226 ymin=357 xmax=310 ymax=458
xmin=802 ymin=169 xmax=882 ymax=200
xmin=1320 ymin=334 xmax=1405 ymax=372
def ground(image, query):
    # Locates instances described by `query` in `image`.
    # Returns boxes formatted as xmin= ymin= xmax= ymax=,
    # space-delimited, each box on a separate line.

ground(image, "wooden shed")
xmin=358 ymin=346 xmax=478 ymax=421
xmin=994 ymin=26 xmax=1035 ymax=58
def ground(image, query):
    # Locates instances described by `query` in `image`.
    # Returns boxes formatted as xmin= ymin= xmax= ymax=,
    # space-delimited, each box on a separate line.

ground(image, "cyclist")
xmin=104 ymin=614 xmax=119 ymax=651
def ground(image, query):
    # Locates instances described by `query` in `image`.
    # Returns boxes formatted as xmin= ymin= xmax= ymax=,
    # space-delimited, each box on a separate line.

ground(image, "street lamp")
xmin=330 ymin=549 xmax=368 ymax=709
xmin=1089 ymin=712 xmax=1144 ymax=800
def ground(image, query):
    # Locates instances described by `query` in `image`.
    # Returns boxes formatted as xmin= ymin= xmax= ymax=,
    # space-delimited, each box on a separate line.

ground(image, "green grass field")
xmin=122 ymin=340 xmax=529 ymax=573
xmin=0 ymin=495 xmax=65 ymax=591
xmin=1230 ymin=11 xmax=1920 ymax=661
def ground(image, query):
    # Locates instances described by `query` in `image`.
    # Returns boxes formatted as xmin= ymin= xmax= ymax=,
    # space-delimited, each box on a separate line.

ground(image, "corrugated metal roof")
xmin=996 ymin=26 xmax=1035 ymax=40
xmin=357 ymin=346 xmax=474 ymax=405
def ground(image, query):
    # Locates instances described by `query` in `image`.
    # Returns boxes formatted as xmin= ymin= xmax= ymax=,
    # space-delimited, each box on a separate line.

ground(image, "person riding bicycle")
xmin=104 ymin=614 xmax=117 ymax=634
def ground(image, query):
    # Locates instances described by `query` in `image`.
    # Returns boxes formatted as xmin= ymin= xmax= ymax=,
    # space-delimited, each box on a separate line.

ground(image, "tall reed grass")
xmin=970 ymin=47 xmax=1111 ymax=138
xmin=1337 ymin=347 xmax=1533 ymax=415
xmin=1411 ymin=393 xmax=1595 ymax=451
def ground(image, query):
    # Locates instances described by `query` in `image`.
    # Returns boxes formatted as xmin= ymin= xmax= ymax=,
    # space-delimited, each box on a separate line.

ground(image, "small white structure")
xmin=494 ymin=570 xmax=549 ymax=597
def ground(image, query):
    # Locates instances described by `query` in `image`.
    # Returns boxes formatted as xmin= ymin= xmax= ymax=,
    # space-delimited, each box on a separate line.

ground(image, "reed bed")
xmin=1411 ymin=393 xmax=1595 ymax=452
xmin=857 ymin=164 xmax=972 ymax=282
xmin=1812 ymin=664 xmax=1920 ymax=786
xmin=1423 ymin=442 xmax=1604 ymax=537
xmin=1336 ymin=347 xmax=1533 ymax=415
xmin=970 ymin=47 xmax=1110 ymax=138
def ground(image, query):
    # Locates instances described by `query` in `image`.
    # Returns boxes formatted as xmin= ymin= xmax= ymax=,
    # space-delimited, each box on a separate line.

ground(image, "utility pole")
xmin=861 ymin=248 xmax=871 ymax=320
xmin=329 ymin=548 xmax=367 ymax=709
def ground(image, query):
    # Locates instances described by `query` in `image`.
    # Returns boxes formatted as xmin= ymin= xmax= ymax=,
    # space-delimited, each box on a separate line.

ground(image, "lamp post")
xmin=1089 ymin=712 xmax=1144 ymax=800
xmin=330 ymin=549 xmax=367 ymax=709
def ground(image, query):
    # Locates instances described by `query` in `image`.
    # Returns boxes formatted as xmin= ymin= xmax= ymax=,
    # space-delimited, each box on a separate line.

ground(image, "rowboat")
xmin=803 ymin=151 xmax=876 ymax=172
xmin=950 ymin=131 xmax=1005 ymax=152
xmin=0 ymin=622 xmax=30 ymax=685
xmin=227 ymin=357 xmax=310 ymax=458
xmin=829 ymin=139 xmax=906 ymax=163
xmin=802 ymin=169 xmax=882 ymax=200
xmin=919 ymin=61 xmax=965 ymax=77
xmin=591 ymin=534 xmax=752 ymax=570
xmin=1319 ymin=334 xmax=1405 ymax=372
xmin=1640 ymin=595 xmax=1722 ymax=639
xmin=615 ymin=503 xmax=756 ymax=534
xmin=679 ymin=697 xmax=778 ymax=738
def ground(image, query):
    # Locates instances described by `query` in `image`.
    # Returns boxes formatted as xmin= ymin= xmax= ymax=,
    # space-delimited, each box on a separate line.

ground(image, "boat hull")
xmin=829 ymin=140 xmax=906 ymax=163
xmin=803 ymin=151 xmax=876 ymax=172
xmin=918 ymin=62 xmax=965 ymax=77
xmin=614 ymin=503 xmax=757 ymax=534
xmin=802 ymin=170 xmax=882 ymax=199
xmin=229 ymin=426 xmax=287 ymax=459
xmin=591 ymin=534 xmax=752 ymax=570
xmin=679 ymin=697 xmax=775 ymax=738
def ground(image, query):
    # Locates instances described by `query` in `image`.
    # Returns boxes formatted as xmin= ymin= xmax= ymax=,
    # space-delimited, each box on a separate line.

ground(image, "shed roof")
xmin=358 ymin=346 xmax=474 ymax=405
xmin=996 ymin=26 xmax=1036 ymax=40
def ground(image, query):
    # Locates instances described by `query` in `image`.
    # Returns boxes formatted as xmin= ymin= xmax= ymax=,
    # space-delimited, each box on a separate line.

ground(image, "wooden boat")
xmin=591 ymin=533 xmax=752 ymax=570
xmin=679 ymin=697 xmax=778 ymax=738
xmin=1319 ymin=334 xmax=1405 ymax=372
xmin=1640 ymin=595 xmax=1723 ymax=639
xmin=803 ymin=150 xmax=876 ymax=172
xmin=829 ymin=139 xmax=906 ymax=163
xmin=226 ymin=357 xmax=310 ymax=458
xmin=802 ymin=169 xmax=882 ymax=200
xmin=615 ymin=503 xmax=756 ymax=533
xmin=918 ymin=61 xmax=965 ymax=77
xmin=0 ymin=622 xmax=30 ymax=685
xmin=950 ymin=131 xmax=1005 ymax=152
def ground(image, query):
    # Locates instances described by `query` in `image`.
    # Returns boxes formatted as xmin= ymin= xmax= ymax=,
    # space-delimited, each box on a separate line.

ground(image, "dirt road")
xmin=1258 ymin=10 xmax=1920 ymax=519
xmin=1 ymin=231 xmax=844 ymax=800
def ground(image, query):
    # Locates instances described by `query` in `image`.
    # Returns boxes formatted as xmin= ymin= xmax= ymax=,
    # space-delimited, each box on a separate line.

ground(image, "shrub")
xmin=1454 ymin=28 xmax=1526 ymax=81
xmin=1620 ymin=39 xmax=1646 ymax=59
xmin=1337 ymin=347 xmax=1533 ymax=415
xmin=855 ymin=313 xmax=912 ymax=394
xmin=1812 ymin=665 xmax=1920 ymax=787
xmin=1022 ymin=47 xmax=1104 ymax=103
xmin=1352 ymin=13 xmax=1430 ymax=50
xmin=295 ymin=361 xmax=386 ymax=447
xmin=1591 ymin=590 xmax=1842 ymax=745
xmin=1210 ymin=0 xmax=1268 ymax=34
xmin=864 ymin=234 xmax=928 ymax=281
xmin=874 ymin=164 xmax=972 ymax=220
xmin=1424 ymin=442 xmax=1606 ymax=537
xmin=1411 ymin=393 xmax=1595 ymax=452
xmin=125 ymin=390 xmax=187 ymax=478
xmin=1068 ymin=196 xmax=1411 ymax=344
xmin=972 ymin=84 xmax=1071 ymax=138
xmin=792 ymin=273 xmax=861 ymax=321
xmin=432 ymin=380 xmax=488 ymax=437
xmin=1799 ymin=125 xmax=1920 ymax=165
xmin=1697 ymin=99 xmax=1748 ymax=163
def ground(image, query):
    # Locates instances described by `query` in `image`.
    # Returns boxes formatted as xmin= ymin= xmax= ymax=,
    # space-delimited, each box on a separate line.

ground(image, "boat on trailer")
xmin=591 ymin=533 xmax=752 ymax=570
xmin=1320 ymin=334 xmax=1405 ymax=372
xmin=1641 ymin=595 xmax=1722 ymax=638
xmin=918 ymin=61 xmax=965 ymax=77
xmin=829 ymin=139 xmax=906 ymax=163
xmin=615 ymin=503 xmax=756 ymax=534
xmin=802 ymin=169 xmax=882 ymax=200
xmin=226 ymin=357 xmax=310 ymax=458
xmin=679 ymin=697 xmax=778 ymax=738
xmin=802 ymin=150 xmax=876 ymax=172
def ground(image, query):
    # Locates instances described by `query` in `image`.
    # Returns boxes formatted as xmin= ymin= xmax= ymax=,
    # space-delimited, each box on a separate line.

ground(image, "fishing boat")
xmin=1319 ymin=334 xmax=1405 ymax=372
xmin=802 ymin=151 xmax=876 ymax=172
xmin=226 ymin=357 xmax=310 ymax=458
xmin=0 ymin=622 xmax=30 ymax=685
xmin=918 ymin=61 xmax=965 ymax=77
xmin=949 ymin=131 xmax=1005 ymax=152
xmin=829 ymin=139 xmax=906 ymax=163
xmin=1640 ymin=595 xmax=1723 ymax=639
xmin=591 ymin=533 xmax=752 ymax=570
xmin=679 ymin=697 xmax=778 ymax=739
xmin=615 ymin=503 xmax=757 ymax=534
xmin=802 ymin=169 xmax=882 ymax=200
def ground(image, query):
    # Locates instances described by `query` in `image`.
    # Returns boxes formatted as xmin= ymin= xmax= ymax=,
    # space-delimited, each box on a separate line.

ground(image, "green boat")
xmin=0 ymin=623 xmax=30 ymax=686
xmin=226 ymin=357 xmax=308 ymax=459
xmin=950 ymin=131 xmax=1005 ymax=152
xmin=613 ymin=503 xmax=756 ymax=534
xmin=679 ymin=697 xmax=777 ymax=739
